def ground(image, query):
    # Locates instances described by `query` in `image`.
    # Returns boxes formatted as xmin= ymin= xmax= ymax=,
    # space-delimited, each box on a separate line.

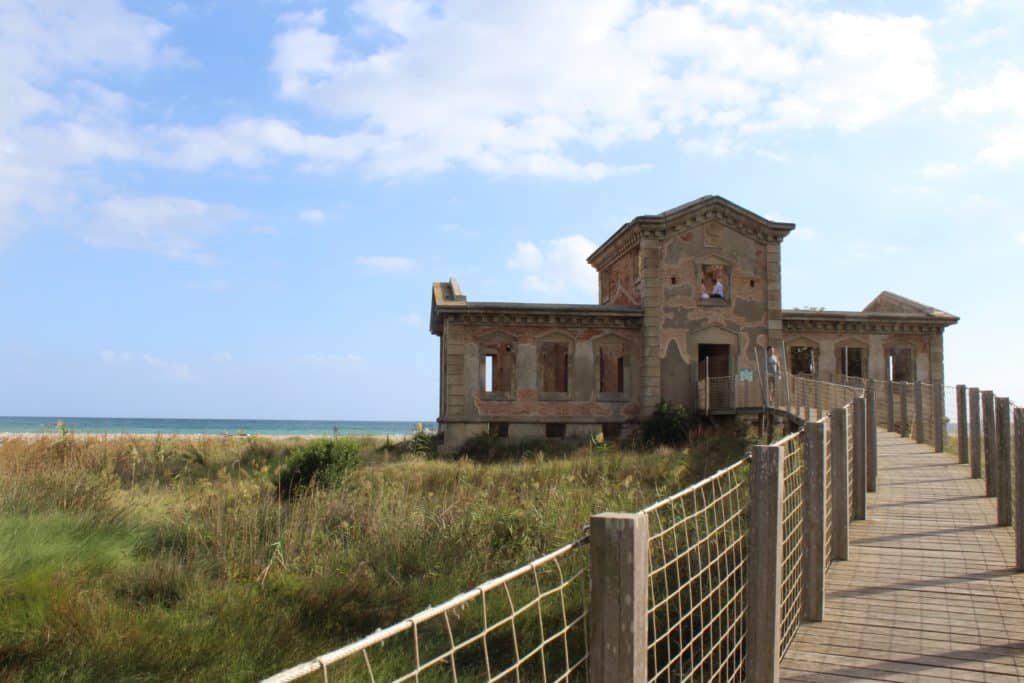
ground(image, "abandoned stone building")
xmin=429 ymin=195 xmax=958 ymax=452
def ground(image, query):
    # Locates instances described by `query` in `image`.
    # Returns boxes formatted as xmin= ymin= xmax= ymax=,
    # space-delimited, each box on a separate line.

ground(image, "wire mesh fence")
xmin=778 ymin=433 xmax=805 ymax=656
xmin=263 ymin=539 xmax=591 ymax=683
xmin=824 ymin=419 xmax=833 ymax=570
xmin=921 ymin=382 xmax=935 ymax=447
xmin=643 ymin=458 xmax=751 ymax=683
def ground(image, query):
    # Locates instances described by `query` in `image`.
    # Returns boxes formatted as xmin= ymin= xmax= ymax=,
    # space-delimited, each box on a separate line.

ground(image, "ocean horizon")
xmin=0 ymin=416 xmax=436 ymax=437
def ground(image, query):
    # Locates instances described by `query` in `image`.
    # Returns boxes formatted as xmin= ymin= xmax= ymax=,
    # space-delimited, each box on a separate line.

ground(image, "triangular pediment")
xmin=588 ymin=195 xmax=795 ymax=269
xmin=863 ymin=291 xmax=955 ymax=318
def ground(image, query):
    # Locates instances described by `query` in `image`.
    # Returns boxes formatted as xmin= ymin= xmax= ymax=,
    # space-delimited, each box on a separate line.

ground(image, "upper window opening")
xmin=481 ymin=339 xmax=514 ymax=396
xmin=599 ymin=347 xmax=626 ymax=394
xmin=700 ymin=264 xmax=728 ymax=302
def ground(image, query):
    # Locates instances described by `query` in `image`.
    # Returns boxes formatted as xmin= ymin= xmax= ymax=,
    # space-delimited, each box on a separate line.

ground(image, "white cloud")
xmin=0 ymin=1 xmax=178 ymax=246
xmin=101 ymin=350 xmax=198 ymax=383
xmin=1016 ymin=233 xmax=1024 ymax=247
xmin=921 ymin=162 xmax=963 ymax=179
xmin=87 ymin=196 xmax=244 ymax=263
xmin=507 ymin=235 xmax=598 ymax=298
xmin=945 ymin=66 xmax=1024 ymax=119
xmin=298 ymin=208 xmax=326 ymax=223
xmin=976 ymin=126 xmax=1024 ymax=166
xmin=356 ymin=255 xmax=416 ymax=272
xmin=945 ymin=67 xmax=1024 ymax=167
xmin=213 ymin=351 xmax=233 ymax=363
xmin=400 ymin=313 xmax=424 ymax=327
xmin=265 ymin=3 xmax=938 ymax=178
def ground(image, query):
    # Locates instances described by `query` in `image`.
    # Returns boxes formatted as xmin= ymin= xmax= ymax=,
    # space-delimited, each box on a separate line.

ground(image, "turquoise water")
xmin=0 ymin=416 xmax=435 ymax=437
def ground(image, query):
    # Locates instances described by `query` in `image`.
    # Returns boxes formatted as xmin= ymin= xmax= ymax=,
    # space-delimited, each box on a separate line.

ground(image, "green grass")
xmin=0 ymin=425 xmax=755 ymax=681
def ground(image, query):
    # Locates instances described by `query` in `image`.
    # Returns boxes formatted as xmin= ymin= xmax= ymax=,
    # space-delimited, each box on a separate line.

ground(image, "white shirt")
xmin=712 ymin=280 xmax=725 ymax=297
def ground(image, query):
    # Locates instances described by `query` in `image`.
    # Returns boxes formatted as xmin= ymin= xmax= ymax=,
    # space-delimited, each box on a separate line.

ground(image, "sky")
xmin=1 ymin=0 xmax=1022 ymax=421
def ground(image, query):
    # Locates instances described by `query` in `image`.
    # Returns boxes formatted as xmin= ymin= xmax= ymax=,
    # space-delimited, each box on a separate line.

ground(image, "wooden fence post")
xmin=830 ymin=408 xmax=849 ymax=561
xmin=900 ymin=383 xmax=910 ymax=438
xmin=853 ymin=397 xmax=867 ymax=521
xmin=921 ymin=382 xmax=929 ymax=446
xmin=996 ymin=398 xmax=1012 ymax=527
xmin=590 ymin=512 xmax=648 ymax=683
xmin=748 ymin=445 xmax=783 ymax=683
xmin=956 ymin=385 xmax=968 ymax=465
xmin=983 ymin=390 xmax=997 ymax=497
xmin=887 ymin=380 xmax=896 ymax=432
xmin=803 ymin=421 xmax=827 ymax=622
xmin=969 ymin=388 xmax=982 ymax=479
xmin=1014 ymin=407 xmax=1024 ymax=572
xmin=866 ymin=381 xmax=878 ymax=493
xmin=933 ymin=383 xmax=945 ymax=453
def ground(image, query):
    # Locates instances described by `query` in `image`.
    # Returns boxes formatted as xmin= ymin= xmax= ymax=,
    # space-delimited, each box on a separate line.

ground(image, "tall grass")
xmin=0 ymin=426 xmax=754 ymax=681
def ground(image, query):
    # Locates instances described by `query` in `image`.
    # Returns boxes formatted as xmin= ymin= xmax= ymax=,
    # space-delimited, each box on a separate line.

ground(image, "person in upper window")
xmin=711 ymin=278 xmax=725 ymax=299
xmin=700 ymin=282 xmax=710 ymax=300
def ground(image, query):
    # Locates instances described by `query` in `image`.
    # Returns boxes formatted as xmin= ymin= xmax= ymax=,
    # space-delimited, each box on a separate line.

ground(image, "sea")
xmin=0 ymin=416 xmax=436 ymax=438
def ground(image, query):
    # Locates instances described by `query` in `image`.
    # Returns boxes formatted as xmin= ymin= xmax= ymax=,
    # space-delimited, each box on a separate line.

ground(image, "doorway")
xmin=698 ymin=344 xmax=731 ymax=378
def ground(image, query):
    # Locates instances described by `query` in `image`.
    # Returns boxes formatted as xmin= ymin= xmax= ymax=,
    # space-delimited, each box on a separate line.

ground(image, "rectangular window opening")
xmin=546 ymin=423 xmax=566 ymax=439
xmin=889 ymin=348 xmax=914 ymax=382
xmin=484 ymin=354 xmax=495 ymax=393
xmin=599 ymin=347 xmax=626 ymax=394
xmin=540 ymin=342 xmax=570 ymax=394
xmin=789 ymin=346 xmax=816 ymax=376
xmin=840 ymin=347 xmax=866 ymax=378
xmin=602 ymin=423 xmax=622 ymax=440
xmin=489 ymin=422 xmax=509 ymax=438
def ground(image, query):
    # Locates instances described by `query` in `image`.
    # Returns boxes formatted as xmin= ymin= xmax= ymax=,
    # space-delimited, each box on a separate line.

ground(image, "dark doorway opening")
xmin=698 ymin=344 xmax=731 ymax=378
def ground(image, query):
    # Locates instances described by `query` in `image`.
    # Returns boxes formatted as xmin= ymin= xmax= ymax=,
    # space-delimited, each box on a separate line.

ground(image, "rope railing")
xmin=263 ymin=539 xmax=590 ymax=683
xmin=824 ymin=421 xmax=834 ymax=571
xmin=846 ymin=403 xmax=855 ymax=520
xmin=643 ymin=458 xmax=750 ymax=683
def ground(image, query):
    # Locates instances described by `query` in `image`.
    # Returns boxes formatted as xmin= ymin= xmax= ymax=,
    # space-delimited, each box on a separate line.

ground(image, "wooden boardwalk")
xmin=781 ymin=429 xmax=1024 ymax=682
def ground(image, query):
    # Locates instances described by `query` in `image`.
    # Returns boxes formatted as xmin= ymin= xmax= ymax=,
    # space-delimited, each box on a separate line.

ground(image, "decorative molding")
xmin=441 ymin=309 xmax=644 ymax=329
xmin=783 ymin=318 xmax=941 ymax=335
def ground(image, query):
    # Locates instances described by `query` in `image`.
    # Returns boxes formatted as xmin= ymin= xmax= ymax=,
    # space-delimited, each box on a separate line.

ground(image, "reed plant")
xmin=0 ymin=425 xmax=755 ymax=681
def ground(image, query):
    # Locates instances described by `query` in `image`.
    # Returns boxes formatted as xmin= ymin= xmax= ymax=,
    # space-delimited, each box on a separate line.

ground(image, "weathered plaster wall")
xmin=439 ymin=322 xmax=643 ymax=426
xmin=781 ymin=329 xmax=944 ymax=383
xmin=644 ymin=222 xmax=776 ymax=413
xmin=598 ymin=246 xmax=641 ymax=305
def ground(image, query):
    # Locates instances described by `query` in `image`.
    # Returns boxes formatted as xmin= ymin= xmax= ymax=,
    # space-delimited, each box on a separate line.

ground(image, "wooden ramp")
xmin=782 ymin=430 xmax=1024 ymax=682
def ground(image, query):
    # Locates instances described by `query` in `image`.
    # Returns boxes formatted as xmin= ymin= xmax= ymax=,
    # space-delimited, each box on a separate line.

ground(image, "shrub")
xmin=641 ymin=401 xmax=694 ymax=447
xmin=277 ymin=440 xmax=359 ymax=498
xmin=390 ymin=431 xmax=441 ymax=457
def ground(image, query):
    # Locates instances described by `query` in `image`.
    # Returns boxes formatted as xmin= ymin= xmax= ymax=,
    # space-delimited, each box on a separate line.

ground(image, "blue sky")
xmin=1 ymin=0 xmax=1022 ymax=420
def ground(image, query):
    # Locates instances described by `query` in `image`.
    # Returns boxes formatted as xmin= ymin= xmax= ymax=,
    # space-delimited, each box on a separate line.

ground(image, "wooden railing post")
xmin=933 ymin=383 xmax=945 ymax=453
xmin=900 ymin=383 xmax=910 ymax=438
xmin=956 ymin=385 xmax=969 ymax=465
xmin=921 ymin=382 xmax=929 ymax=446
xmin=1014 ymin=407 xmax=1024 ymax=572
xmin=969 ymin=388 xmax=983 ymax=479
xmin=866 ymin=381 xmax=878 ymax=492
xmin=590 ymin=512 xmax=648 ymax=683
xmin=853 ymin=397 xmax=867 ymax=521
xmin=748 ymin=445 xmax=783 ymax=683
xmin=830 ymin=408 xmax=849 ymax=561
xmin=886 ymin=380 xmax=896 ymax=432
xmin=803 ymin=421 xmax=827 ymax=622
xmin=996 ymin=398 xmax=1012 ymax=527
xmin=983 ymin=390 xmax=997 ymax=497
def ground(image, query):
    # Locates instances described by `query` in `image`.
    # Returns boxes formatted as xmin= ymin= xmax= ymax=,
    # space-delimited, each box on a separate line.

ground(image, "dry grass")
xmin=0 ymin=426 xmax=754 ymax=681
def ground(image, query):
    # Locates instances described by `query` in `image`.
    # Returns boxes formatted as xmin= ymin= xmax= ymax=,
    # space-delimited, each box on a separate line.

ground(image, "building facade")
xmin=430 ymin=196 xmax=957 ymax=452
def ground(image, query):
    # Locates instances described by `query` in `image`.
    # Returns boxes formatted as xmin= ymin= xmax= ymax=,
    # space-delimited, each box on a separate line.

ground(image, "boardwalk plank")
xmin=781 ymin=429 xmax=1024 ymax=682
